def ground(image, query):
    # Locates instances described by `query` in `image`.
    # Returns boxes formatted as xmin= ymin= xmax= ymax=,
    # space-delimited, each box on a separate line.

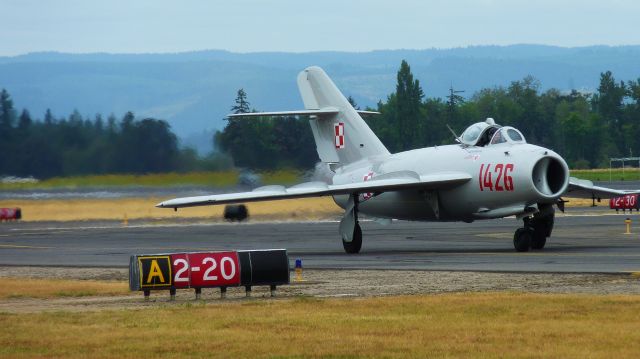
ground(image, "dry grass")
xmin=564 ymin=197 xmax=605 ymax=207
xmin=0 ymin=292 xmax=639 ymax=358
xmin=0 ymin=278 xmax=128 ymax=299
xmin=0 ymin=195 xmax=604 ymax=223
xmin=0 ymin=197 xmax=342 ymax=222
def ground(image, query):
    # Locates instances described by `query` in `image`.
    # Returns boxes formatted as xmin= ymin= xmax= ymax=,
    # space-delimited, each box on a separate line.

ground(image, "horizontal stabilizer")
xmin=157 ymin=171 xmax=471 ymax=209
xmin=227 ymin=108 xmax=379 ymax=118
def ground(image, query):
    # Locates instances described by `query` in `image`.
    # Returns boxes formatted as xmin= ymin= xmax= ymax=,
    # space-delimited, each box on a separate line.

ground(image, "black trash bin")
xmin=224 ymin=204 xmax=248 ymax=221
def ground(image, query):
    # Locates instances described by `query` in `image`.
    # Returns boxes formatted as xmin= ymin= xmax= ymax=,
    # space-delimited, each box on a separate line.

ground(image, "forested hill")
xmin=1 ymin=45 xmax=639 ymax=152
xmin=1 ymin=59 xmax=639 ymax=178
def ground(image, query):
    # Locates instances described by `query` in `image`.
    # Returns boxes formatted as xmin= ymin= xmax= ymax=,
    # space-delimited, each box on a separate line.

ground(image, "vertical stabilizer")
xmin=297 ymin=66 xmax=389 ymax=165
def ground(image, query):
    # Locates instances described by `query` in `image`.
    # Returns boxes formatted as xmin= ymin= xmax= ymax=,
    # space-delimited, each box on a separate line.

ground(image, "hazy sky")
xmin=1 ymin=0 xmax=639 ymax=56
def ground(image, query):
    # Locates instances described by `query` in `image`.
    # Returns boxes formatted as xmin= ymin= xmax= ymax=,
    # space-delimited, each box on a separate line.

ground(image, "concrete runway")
xmin=1 ymin=208 xmax=640 ymax=273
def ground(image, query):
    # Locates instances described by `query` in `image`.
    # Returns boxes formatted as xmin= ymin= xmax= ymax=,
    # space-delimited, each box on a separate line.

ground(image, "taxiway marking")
xmin=0 ymin=244 xmax=53 ymax=249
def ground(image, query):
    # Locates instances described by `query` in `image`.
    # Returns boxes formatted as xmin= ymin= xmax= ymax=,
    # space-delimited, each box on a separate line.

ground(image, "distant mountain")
xmin=1 ymin=45 xmax=639 ymax=154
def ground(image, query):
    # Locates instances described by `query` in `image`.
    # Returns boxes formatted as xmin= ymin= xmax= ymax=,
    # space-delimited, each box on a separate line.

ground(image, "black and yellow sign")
xmin=138 ymin=256 xmax=172 ymax=288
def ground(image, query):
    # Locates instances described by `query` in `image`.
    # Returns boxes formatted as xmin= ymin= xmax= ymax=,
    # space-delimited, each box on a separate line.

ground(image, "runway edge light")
xmin=295 ymin=258 xmax=303 ymax=282
xmin=625 ymin=218 xmax=632 ymax=234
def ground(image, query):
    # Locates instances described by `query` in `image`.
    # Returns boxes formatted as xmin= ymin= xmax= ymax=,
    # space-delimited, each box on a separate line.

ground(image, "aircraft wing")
xmin=156 ymin=171 xmax=471 ymax=209
xmin=564 ymin=177 xmax=638 ymax=199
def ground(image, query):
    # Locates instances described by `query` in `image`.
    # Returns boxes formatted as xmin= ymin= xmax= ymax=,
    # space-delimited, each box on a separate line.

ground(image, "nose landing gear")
xmin=513 ymin=206 xmax=555 ymax=252
xmin=530 ymin=213 xmax=554 ymax=249
xmin=513 ymin=227 xmax=534 ymax=252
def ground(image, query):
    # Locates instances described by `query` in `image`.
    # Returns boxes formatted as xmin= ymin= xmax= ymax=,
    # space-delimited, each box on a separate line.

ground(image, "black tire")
xmin=543 ymin=215 xmax=554 ymax=237
xmin=530 ymin=215 xmax=553 ymax=249
xmin=531 ymin=229 xmax=547 ymax=249
xmin=342 ymin=223 xmax=362 ymax=254
xmin=513 ymin=227 xmax=532 ymax=252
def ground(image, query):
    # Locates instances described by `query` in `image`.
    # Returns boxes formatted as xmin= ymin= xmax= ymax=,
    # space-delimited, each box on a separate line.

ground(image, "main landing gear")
xmin=343 ymin=222 xmax=363 ymax=254
xmin=513 ymin=206 xmax=555 ymax=252
xmin=339 ymin=194 xmax=363 ymax=254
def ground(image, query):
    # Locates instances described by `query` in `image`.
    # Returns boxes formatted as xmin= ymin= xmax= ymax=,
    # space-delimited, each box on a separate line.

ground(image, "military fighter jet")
xmin=157 ymin=66 xmax=633 ymax=253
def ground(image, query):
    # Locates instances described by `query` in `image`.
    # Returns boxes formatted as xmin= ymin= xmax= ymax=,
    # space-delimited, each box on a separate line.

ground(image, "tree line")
xmin=0 ymin=92 xmax=231 ymax=179
xmin=2 ymin=60 xmax=639 ymax=179
xmin=214 ymin=89 xmax=317 ymax=170
xmin=219 ymin=61 xmax=640 ymax=170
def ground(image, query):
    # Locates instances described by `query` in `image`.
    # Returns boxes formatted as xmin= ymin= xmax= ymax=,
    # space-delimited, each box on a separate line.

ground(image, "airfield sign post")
xmin=129 ymin=249 xmax=290 ymax=300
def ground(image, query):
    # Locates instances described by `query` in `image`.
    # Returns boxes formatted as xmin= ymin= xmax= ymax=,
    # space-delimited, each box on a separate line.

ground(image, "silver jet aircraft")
xmin=157 ymin=66 xmax=632 ymax=253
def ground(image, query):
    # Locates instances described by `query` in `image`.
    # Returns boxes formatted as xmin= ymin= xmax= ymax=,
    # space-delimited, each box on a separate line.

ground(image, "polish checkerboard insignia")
xmin=362 ymin=171 xmax=374 ymax=201
xmin=334 ymin=122 xmax=345 ymax=149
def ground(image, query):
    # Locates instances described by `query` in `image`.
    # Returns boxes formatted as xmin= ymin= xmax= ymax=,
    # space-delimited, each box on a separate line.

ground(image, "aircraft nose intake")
xmin=531 ymin=155 xmax=569 ymax=198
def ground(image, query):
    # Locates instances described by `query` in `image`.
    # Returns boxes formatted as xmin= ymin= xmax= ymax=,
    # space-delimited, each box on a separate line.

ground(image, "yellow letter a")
xmin=146 ymin=260 xmax=166 ymax=284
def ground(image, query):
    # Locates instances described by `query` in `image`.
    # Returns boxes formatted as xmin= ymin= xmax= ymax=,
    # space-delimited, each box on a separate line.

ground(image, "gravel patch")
xmin=0 ymin=266 xmax=638 ymax=313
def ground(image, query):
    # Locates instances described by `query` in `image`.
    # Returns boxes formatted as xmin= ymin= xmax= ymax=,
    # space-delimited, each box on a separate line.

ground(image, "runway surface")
xmin=1 ymin=209 xmax=640 ymax=273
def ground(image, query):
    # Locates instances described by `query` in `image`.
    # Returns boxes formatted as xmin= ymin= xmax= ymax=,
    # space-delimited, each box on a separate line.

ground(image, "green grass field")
xmin=0 ymin=170 xmax=303 ymax=190
xmin=571 ymin=168 xmax=640 ymax=181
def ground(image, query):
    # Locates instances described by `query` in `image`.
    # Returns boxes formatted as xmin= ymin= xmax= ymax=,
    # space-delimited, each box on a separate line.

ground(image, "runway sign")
xmin=173 ymin=251 xmax=241 ymax=288
xmin=610 ymin=194 xmax=639 ymax=211
xmin=129 ymin=249 xmax=288 ymax=292
xmin=238 ymin=249 xmax=289 ymax=286
xmin=0 ymin=208 xmax=21 ymax=221
xmin=136 ymin=256 xmax=172 ymax=289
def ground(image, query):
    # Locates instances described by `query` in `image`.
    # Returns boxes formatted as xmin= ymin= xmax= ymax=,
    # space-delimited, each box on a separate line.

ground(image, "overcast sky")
xmin=1 ymin=0 xmax=639 ymax=56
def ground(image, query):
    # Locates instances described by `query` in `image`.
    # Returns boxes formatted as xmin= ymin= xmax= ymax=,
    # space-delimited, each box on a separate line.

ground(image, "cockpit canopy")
xmin=459 ymin=118 xmax=526 ymax=147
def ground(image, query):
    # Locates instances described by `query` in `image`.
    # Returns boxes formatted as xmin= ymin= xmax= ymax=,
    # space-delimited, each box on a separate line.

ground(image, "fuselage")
xmin=332 ymin=142 xmax=569 ymax=222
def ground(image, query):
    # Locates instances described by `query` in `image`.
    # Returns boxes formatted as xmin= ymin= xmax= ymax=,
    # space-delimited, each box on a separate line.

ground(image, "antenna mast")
xmin=447 ymin=85 xmax=465 ymax=116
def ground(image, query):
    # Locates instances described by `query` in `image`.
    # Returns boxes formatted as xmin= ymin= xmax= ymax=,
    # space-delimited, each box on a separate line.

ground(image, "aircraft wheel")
xmin=530 ymin=215 xmax=553 ymax=250
xmin=342 ymin=223 xmax=362 ymax=254
xmin=513 ymin=227 xmax=532 ymax=252
xmin=531 ymin=229 xmax=547 ymax=249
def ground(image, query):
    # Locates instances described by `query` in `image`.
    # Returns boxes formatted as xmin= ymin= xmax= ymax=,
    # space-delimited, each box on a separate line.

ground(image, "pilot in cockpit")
xmin=490 ymin=128 xmax=504 ymax=145
xmin=477 ymin=126 xmax=499 ymax=147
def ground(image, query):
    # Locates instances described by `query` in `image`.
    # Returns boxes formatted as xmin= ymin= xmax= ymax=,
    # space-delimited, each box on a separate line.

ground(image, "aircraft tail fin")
xmin=227 ymin=66 xmax=390 ymax=165
xmin=297 ymin=66 xmax=389 ymax=164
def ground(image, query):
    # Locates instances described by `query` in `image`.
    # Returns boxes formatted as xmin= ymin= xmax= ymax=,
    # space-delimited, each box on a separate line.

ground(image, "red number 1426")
xmin=479 ymin=163 xmax=514 ymax=191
